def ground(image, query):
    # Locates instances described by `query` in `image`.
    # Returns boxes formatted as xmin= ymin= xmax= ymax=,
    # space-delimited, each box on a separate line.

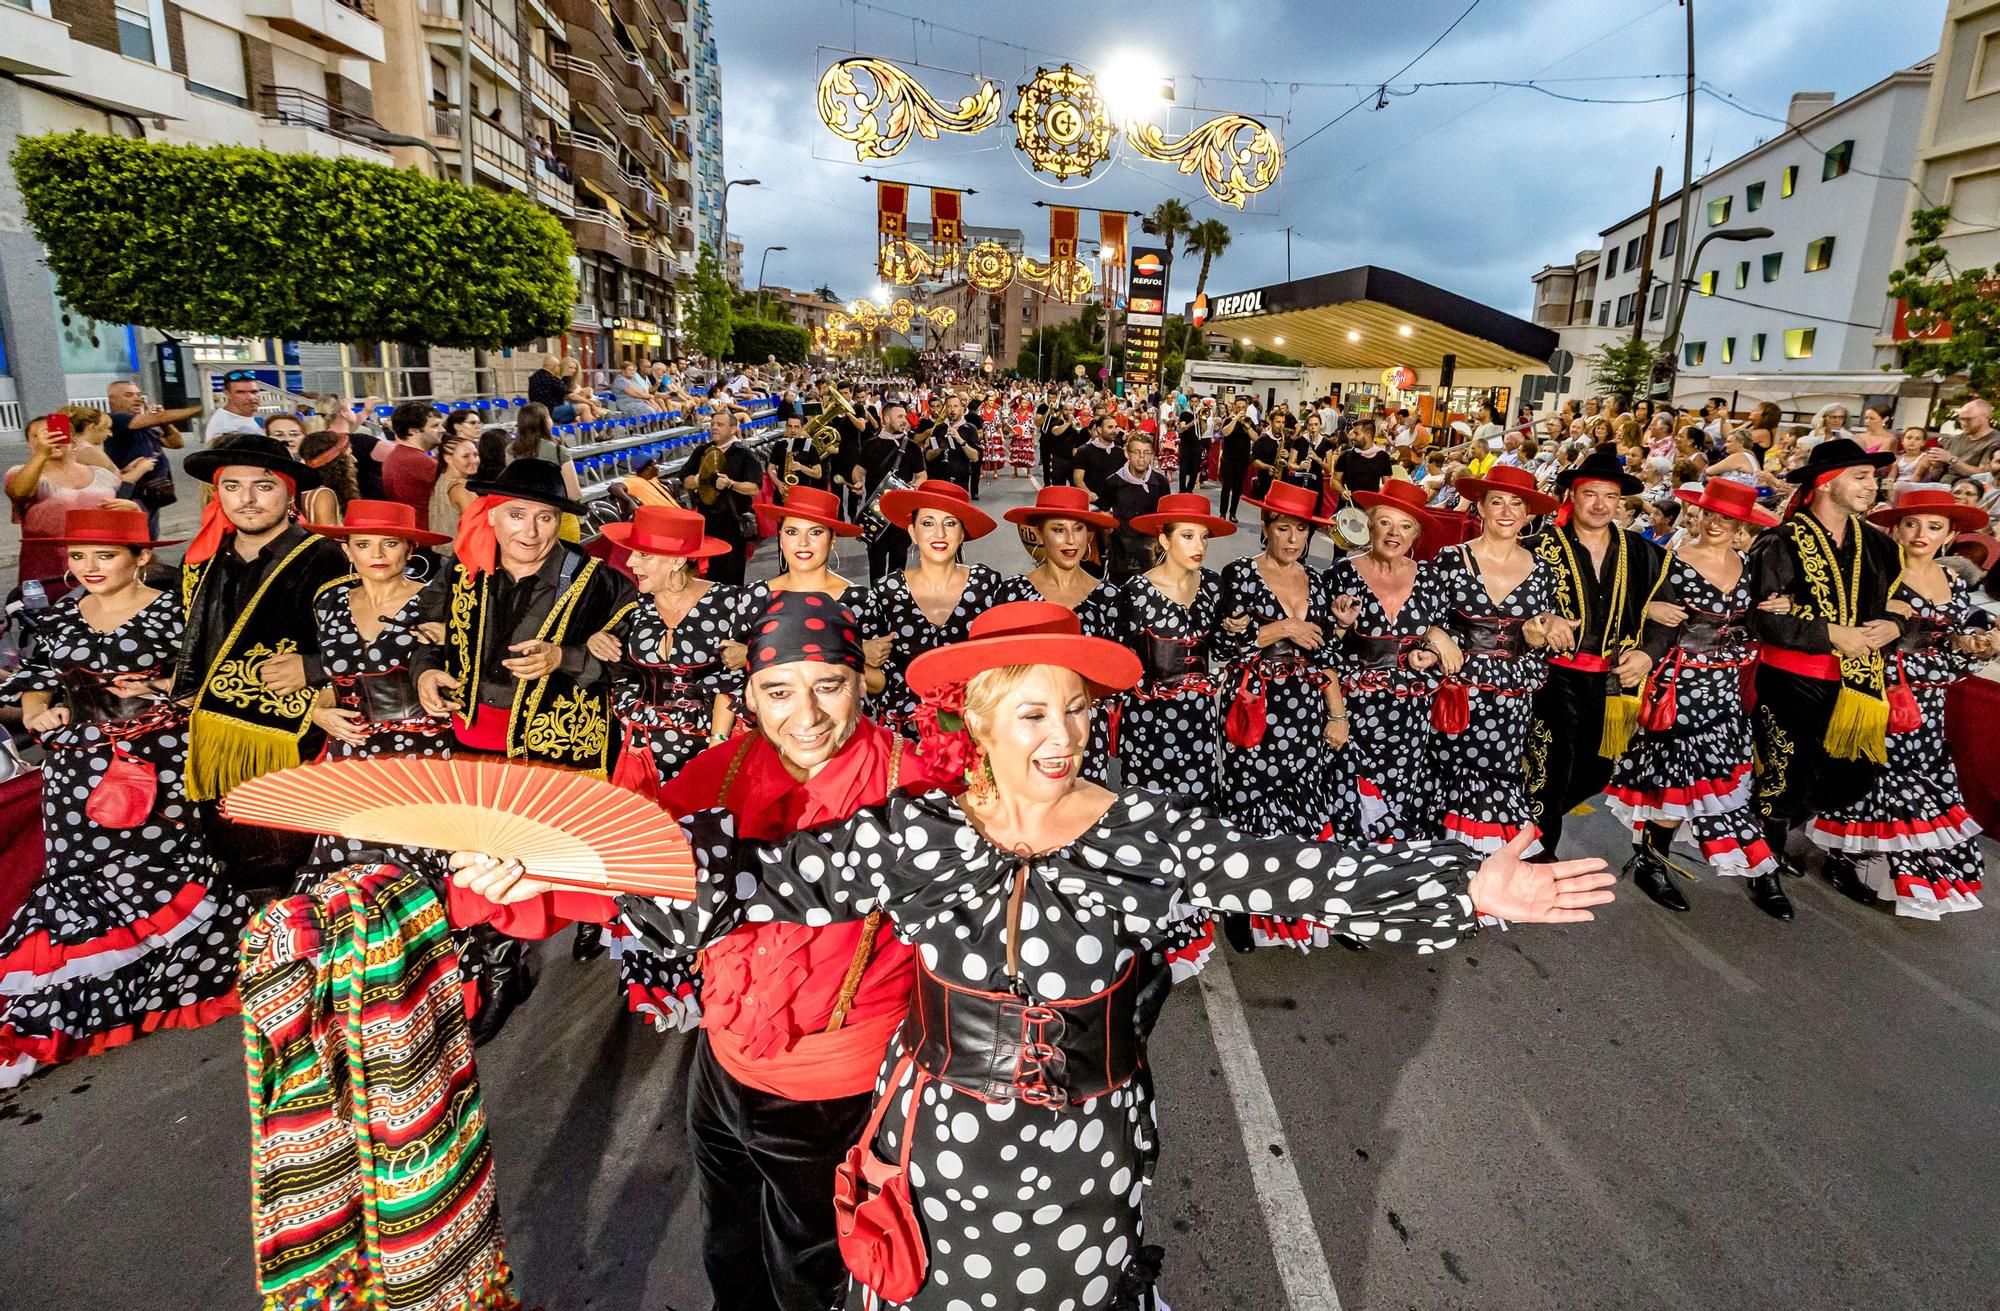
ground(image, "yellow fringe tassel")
xmin=1824 ymin=684 xmax=1889 ymax=765
xmin=1598 ymin=692 xmax=1640 ymax=759
xmin=185 ymin=708 xmax=303 ymax=802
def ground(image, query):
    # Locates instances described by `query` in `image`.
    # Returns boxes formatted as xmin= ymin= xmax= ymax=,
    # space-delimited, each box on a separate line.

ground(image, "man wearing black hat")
xmin=1744 ymin=437 xmax=1904 ymax=915
xmin=173 ymin=434 xmax=351 ymax=893
xmin=1523 ymin=448 xmax=1678 ymax=862
xmin=678 ymin=406 xmax=767 ymax=586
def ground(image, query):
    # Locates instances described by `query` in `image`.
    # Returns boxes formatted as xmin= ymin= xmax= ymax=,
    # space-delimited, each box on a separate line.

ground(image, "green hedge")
xmin=729 ymin=317 xmax=810 ymax=364
xmin=12 ymin=132 xmax=575 ymax=346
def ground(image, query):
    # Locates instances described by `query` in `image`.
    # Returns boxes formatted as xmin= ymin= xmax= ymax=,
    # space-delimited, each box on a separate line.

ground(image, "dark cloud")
xmin=717 ymin=0 xmax=1945 ymax=316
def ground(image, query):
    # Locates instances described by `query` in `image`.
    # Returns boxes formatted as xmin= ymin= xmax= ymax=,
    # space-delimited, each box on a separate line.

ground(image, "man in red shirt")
xmin=380 ymin=401 xmax=443 ymax=527
xmin=451 ymin=592 xmax=958 ymax=1311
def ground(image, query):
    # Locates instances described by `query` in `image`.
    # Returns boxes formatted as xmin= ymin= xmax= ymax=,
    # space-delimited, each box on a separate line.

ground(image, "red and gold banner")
xmin=1098 ymin=211 xmax=1127 ymax=301
xmin=931 ymin=188 xmax=963 ymax=246
xmin=1048 ymin=206 xmax=1079 ymax=261
xmin=877 ymin=180 xmax=909 ymax=278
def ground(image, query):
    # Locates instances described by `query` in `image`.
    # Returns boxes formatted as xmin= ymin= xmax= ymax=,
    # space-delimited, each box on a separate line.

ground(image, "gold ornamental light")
xmin=818 ymin=57 xmax=1003 ymax=162
xmin=1125 ymin=113 xmax=1284 ymax=210
xmin=1011 ymin=65 xmax=1116 ymax=181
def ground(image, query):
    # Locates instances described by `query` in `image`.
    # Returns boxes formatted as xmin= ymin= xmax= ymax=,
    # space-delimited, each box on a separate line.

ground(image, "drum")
xmin=857 ymin=473 xmax=913 ymax=545
xmin=1333 ymin=506 xmax=1371 ymax=550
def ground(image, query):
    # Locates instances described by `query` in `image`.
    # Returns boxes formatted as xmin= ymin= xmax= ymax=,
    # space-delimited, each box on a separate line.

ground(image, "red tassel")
xmin=185 ymin=473 xmax=295 ymax=564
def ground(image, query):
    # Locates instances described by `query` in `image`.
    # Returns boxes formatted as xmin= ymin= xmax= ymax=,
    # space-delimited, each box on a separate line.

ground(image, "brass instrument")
xmin=696 ymin=443 xmax=727 ymax=504
xmin=805 ymin=384 xmax=856 ymax=459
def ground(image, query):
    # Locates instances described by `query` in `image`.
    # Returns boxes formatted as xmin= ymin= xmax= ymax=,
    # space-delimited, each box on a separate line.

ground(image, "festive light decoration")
xmin=819 ymin=58 xmax=1003 ymax=162
xmin=1011 ymin=65 xmax=1117 ymax=181
xmin=964 ymin=240 xmax=1017 ymax=292
xmin=1125 ymin=112 xmax=1285 ymax=210
xmin=1017 ymin=255 xmax=1096 ymax=304
xmin=877 ymin=237 xmax=935 ymax=285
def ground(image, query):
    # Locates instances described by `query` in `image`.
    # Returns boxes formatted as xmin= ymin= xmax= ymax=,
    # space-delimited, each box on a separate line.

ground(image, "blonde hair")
xmin=60 ymin=405 xmax=109 ymax=438
xmin=961 ymin=664 xmax=1091 ymax=746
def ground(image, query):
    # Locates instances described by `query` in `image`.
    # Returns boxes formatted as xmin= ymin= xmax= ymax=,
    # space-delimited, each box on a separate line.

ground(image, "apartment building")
xmin=687 ymin=0 xmax=721 ymax=262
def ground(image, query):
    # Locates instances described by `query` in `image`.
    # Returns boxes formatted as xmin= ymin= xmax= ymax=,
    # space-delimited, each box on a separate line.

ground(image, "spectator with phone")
xmin=5 ymin=413 xmax=124 ymax=592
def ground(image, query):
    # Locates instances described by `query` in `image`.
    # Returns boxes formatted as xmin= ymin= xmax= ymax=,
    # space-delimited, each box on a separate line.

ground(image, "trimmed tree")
xmin=686 ymin=246 xmax=734 ymax=358
xmin=1588 ymin=338 xmax=1660 ymax=404
xmin=730 ymin=318 xmax=809 ymax=364
xmin=1888 ymin=204 xmax=2000 ymax=398
xmin=12 ymin=131 xmax=573 ymax=346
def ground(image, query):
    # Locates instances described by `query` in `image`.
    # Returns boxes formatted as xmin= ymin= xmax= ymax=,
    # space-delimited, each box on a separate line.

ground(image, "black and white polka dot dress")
xmin=996 ymin=575 xmax=1121 ymax=784
xmin=620 ymin=790 xmax=1478 ymax=1311
xmin=1422 ymin=545 xmax=1555 ymax=855
xmin=296 ymin=583 xmax=451 ymax=881
xmin=0 ymin=591 xmax=250 ymax=1087
xmin=1604 ymin=555 xmax=1775 ymax=878
xmin=1108 ymin=571 xmax=1224 ymax=802
xmin=606 ymin=581 xmax=748 ymax=1027
xmin=1212 ymin=556 xmax=1340 ymax=838
xmin=1324 ymin=556 xmax=1444 ymax=843
xmin=856 ymin=565 xmax=1008 ymax=739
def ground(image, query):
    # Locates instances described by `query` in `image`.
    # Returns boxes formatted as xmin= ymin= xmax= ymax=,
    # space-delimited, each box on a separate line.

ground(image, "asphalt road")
xmin=4 ymin=466 xmax=1998 ymax=1311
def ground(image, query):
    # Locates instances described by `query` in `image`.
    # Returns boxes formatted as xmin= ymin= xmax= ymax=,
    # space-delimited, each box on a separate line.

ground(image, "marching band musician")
xmin=677 ymin=406 xmax=767 ymax=588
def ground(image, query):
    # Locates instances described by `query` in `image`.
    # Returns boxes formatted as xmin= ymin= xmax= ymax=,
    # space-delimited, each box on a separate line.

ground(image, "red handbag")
xmin=1637 ymin=653 xmax=1679 ymax=734
xmin=1887 ymin=653 xmax=1921 ymax=735
xmin=85 ymin=743 xmax=156 ymax=828
xmin=1224 ymin=668 xmax=1267 ymax=748
xmin=1430 ymin=679 xmax=1470 ymax=734
xmin=834 ymin=1056 xmax=928 ymax=1304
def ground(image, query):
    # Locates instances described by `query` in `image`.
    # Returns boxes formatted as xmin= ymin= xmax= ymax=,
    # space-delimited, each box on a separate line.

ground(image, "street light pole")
xmin=754 ymin=244 xmax=787 ymax=319
xmin=1659 ymin=224 xmax=1773 ymax=401
xmin=1665 ymin=0 xmax=1695 ymax=334
xmin=718 ymin=177 xmax=761 ymax=279
xmin=458 ymin=0 xmax=474 ymax=187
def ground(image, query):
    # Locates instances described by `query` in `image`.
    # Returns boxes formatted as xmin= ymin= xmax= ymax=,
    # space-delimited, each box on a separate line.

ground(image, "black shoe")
xmin=1822 ymin=854 xmax=1877 ymax=907
xmin=571 ymin=922 xmax=605 ymax=962
xmin=1221 ymin=912 xmax=1257 ymax=954
xmin=1747 ymin=872 xmax=1793 ymax=920
xmin=1624 ymin=850 xmax=1690 ymax=912
xmin=1772 ymin=852 xmax=1805 ymax=878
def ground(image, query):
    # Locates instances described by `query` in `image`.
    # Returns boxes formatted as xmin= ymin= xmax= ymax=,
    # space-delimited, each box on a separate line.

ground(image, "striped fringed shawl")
xmin=240 ymin=865 xmax=523 ymax=1311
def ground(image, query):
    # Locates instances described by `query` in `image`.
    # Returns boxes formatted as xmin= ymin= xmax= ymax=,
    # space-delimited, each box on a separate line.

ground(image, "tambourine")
xmin=1333 ymin=507 xmax=1371 ymax=549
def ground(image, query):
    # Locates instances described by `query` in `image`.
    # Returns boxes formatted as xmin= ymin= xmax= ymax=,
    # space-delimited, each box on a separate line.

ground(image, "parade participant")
xmin=1326 ymin=480 xmax=1447 ymax=843
xmin=858 ymin=401 xmax=929 ymax=583
xmin=1522 ymin=449 xmax=1676 ymax=859
xmin=1217 ymin=396 xmax=1255 ymax=521
xmin=295 ymin=500 xmax=453 ymax=877
xmin=173 ymin=434 xmax=349 ymax=892
xmin=1115 ymin=493 xmax=1240 ymax=801
xmin=857 ymin=479 xmax=1004 ymax=740
xmin=1746 ymin=439 xmax=1904 ymax=899
xmin=678 ymin=406 xmax=766 ymax=587
xmin=1423 ymin=465 xmax=1562 ymax=855
xmin=774 ymin=414 xmax=826 ymax=494
xmin=1042 ymin=403 xmax=1079 ymax=492
xmin=1175 ymin=407 xmax=1205 ymax=493
xmin=1100 ymin=433 xmax=1173 ymax=583
xmin=1811 ymin=489 xmax=1998 ymax=918
xmin=1248 ymin=418 xmax=1283 ymax=500
xmin=1072 ymin=414 xmax=1126 ymax=507
xmin=451 ymin=603 xmax=1616 ymax=1311
xmin=1605 ymin=481 xmax=1787 ymax=917
xmin=747 ymin=484 xmax=864 ymax=606
xmin=0 ymin=509 xmax=249 ymax=1087
xmin=1000 ymin=484 xmax=1123 ymax=781
xmin=935 ymin=393 xmax=984 ymax=499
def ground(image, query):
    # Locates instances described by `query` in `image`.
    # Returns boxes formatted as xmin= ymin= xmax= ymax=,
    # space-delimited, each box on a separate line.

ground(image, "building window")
xmin=1822 ymin=140 xmax=1854 ymax=181
xmin=1784 ymin=327 xmax=1816 ymax=359
xmin=1804 ymin=236 xmax=1835 ymax=271
xmin=1684 ymin=341 xmax=1706 ymax=367
xmin=1975 ymin=29 xmax=2000 ymax=97
xmin=1722 ymin=337 xmax=1736 ymax=364
xmin=1649 ymin=282 xmax=1667 ymax=319
xmin=1707 ymin=195 xmax=1732 ymax=226
xmin=1625 ymin=236 xmax=1641 ymax=268
xmin=1614 ymin=293 xmax=1634 ymax=327
xmin=1782 ymin=165 xmax=1798 ymax=197
xmin=1745 ymin=180 xmax=1765 ymax=212
xmin=1699 ymin=270 xmax=1716 ymax=297
xmin=1763 ymin=252 xmax=1783 ymax=282
xmin=1660 ymin=218 xmax=1679 ymax=259
xmin=1752 ymin=333 xmax=1767 ymax=362
xmin=1598 ymin=300 xmax=1611 ymax=326
xmin=1735 ymin=260 xmax=1749 ymax=289
xmin=114 ymin=0 xmax=157 ymax=61
xmin=182 ymin=12 xmax=248 ymax=106
xmin=1604 ymin=246 xmax=1618 ymax=278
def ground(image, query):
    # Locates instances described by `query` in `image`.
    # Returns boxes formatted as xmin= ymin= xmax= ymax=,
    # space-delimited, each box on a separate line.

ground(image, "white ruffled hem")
xmin=0 ymin=892 xmax=224 ymax=997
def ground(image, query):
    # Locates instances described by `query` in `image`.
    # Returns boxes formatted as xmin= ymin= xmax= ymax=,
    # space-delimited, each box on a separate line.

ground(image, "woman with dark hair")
xmin=297 ymin=427 xmax=360 ymax=525
xmin=474 ymin=426 xmax=509 ymax=483
xmin=506 ymin=402 xmax=583 ymax=503
xmin=428 ymin=430 xmax=482 ymax=549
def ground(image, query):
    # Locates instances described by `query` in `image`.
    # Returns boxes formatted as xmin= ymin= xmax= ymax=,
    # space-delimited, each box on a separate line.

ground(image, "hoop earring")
xmin=60 ymin=570 xmax=77 ymax=590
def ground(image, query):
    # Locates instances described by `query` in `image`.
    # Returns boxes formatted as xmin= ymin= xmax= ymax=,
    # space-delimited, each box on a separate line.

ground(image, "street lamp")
xmin=718 ymin=177 xmax=761 ymax=275
xmin=347 ymin=124 xmax=449 ymax=175
xmin=1658 ymin=224 xmax=1774 ymax=399
xmin=754 ymin=245 xmax=788 ymax=319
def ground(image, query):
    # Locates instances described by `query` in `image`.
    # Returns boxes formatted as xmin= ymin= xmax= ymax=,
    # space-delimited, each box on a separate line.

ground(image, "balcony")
xmin=531 ymin=162 xmax=574 ymax=216
xmin=418 ymin=0 xmax=519 ymax=81
xmin=245 ymin=0 xmax=385 ymax=61
xmin=29 ymin=38 xmax=185 ymax=118
xmin=526 ymin=53 xmax=570 ymax=120
xmin=259 ymin=85 xmax=395 ymax=160
xmin=432 ymin=107 xmax=530 ymax=190
xmin=560 ymin=128 xmax=656 ymax=217
xmin=570 ymin=208 xmax=663 ymax=279
xmin=0 ymin=2 xmax=75 ymax=76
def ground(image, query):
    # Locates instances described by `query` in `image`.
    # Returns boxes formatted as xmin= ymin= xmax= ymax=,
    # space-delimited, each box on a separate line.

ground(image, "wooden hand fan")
xmin=221 ymin=757 xmax=699 ymax=900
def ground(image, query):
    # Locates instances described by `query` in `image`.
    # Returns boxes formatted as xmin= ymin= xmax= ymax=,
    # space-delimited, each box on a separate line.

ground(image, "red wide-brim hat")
xmin=1129 ymin=492 xmax=1235 ymax=537
xmin=24 ymin=506 xmax=183 ymax=549
xmin=1867 ymin=487 xmax=1989 ymax=534
xmin=1350 ymin=481 xmax=1441 ymax=531
xmin=1673 ymin=480 xmax=1778 ymax=528
xmin=305 ymin=498 xmax=452 ymax=546
xmin=1245 ymin=481 xmax=1333 ymax=526
xmin=1454 ymin=465 xmax=1560 ymax=517
xmin=598 ymin=504 xmax=734 ymax=558
xmin=1003 ymin=485 xmax=1117 ymax=531
xmin=907 ymin=600 xmax=1141 ymax=700
xmin=880 ymin=479 xmax=997 ymax=539
xmin=754 ymin=485 xmax=861 ymax=537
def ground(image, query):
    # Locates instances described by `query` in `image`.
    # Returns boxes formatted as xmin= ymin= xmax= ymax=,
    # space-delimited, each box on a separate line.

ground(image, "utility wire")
xmin=1289 ymin=0 xmax=1487 ymax=154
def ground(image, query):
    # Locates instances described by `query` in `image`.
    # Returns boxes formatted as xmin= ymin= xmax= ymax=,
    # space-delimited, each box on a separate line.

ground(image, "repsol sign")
xmin=1210 ymin=290 xmax=1265 ymax=319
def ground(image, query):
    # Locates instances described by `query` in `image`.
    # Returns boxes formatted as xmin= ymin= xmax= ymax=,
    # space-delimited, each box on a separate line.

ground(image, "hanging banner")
xmin=877 ymin=180 xmax=909 ymax=276
xmin=1048 ymin=206 xmax=1079 ymax=262
xmin=1124 ymin=244 xmax=1168 ymax=392
xmin=1098 ymin=212 xmax=1127 ymax=304
xmin=931 ymin=188 xmax=963 ymax=247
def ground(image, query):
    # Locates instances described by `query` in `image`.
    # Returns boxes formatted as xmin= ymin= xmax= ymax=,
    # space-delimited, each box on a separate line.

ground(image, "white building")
xmin=1539 ymin=61 xmax=1935 ymax=419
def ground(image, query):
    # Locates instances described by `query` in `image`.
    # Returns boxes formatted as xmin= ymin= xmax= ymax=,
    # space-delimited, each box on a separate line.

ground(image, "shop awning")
xmin=1189 ymin=266 xmax=1558 ymax=373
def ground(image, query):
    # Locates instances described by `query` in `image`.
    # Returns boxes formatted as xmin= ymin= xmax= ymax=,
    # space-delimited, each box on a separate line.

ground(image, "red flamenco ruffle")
xmin=1605 ymin=761 xmax=1753 ymax=818
xmin=1811 ymin=807 xmax=1980 ymax=853
xmin=1890 ymin=871 xmax=1984 ymax=910
xmin=1164 ymin=918 xmax=1215 ymax=982
xmin=0 ymin=879 xmax=212 ymax=982
xmin=626 ymin=979 xmax=700 ymax=1033
xmin=0 ymin=989 xmax=239 ymax=1070
xmin=1696 ymin=834 xmax=1778 ymax=879
xmin=1440 ymin=813 xmax=1540 ymax=856
xmin=1248 ymin=915 xmax=1333 ymax=950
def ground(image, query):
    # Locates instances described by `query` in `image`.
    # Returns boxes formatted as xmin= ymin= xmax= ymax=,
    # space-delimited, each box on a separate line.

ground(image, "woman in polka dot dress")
xmin=1324 ymin=481 xmax=1447 ymax=844
xmin=293 ymin=501 xmax=454 ymax=882
xmin=1421 ymin=467 xmax=1562 ymax=856
xmin=857 ymin=480 xmax=1006 ymax=741
xmin=0 ymin=509 xmax=250 ymax=1087
xmin=592 ymin=504 xmax=749 ymax=1027
xmin=451 ymin=602 xmax=1618 ymax=1311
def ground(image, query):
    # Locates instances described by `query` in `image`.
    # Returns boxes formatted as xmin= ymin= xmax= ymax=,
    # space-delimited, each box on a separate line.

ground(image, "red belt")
xmin=453 ymin=707 xmax=510 ymax=751
xmin=1550 ymin=653 xmax=1611 ymax=673
xmin=1759 ymin=645 xmax=1840 ymax=681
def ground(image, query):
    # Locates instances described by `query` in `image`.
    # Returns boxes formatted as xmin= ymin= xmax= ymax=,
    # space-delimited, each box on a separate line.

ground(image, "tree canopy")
xmin=12 ymin=132 xmax=574 ymax=347
xmin=1888 ymin=205 xmax=2000 ymax=398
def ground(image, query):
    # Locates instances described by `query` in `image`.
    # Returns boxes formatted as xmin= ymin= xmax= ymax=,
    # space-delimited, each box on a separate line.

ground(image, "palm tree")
xmin=1147 ymin=199 xmax=1194 ymax=287
xmin=1184 ymin=218 xmax=1231 ymax=302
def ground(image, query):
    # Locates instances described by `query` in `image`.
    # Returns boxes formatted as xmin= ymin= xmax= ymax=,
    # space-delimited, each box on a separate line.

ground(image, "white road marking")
xmin=1198 ymin=952 xmax=1344 ymax=1311
xmin=1652 ymin=916 xmax=1762 ymax=995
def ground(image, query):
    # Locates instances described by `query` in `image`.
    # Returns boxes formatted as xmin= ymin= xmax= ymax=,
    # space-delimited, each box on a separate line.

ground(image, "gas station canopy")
xmin=1188 ymin=266 xmax=1558 ymax=373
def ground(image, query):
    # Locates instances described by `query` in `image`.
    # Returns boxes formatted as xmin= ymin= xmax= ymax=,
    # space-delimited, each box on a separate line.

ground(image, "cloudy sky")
xmin=715 ymin=0 xmax=1947 ymax=318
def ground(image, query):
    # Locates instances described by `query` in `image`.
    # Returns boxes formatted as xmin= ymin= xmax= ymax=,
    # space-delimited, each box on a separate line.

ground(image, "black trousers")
xmin=200 ymin=802 xmax=315 ymax=895
xmin=1178 ymin=453 xmax=1202 ymax=493
xmin=1751 ymin=665 xmax=1885 ymax=856
xmin=867 ymin=528 xmax=909 ymax=583
xmin=967 ymin=455 xmax=982 ymax=499
xmin=709 ymin=535 xmax=749 ymax=586
xmin=688 ymin=1035 xmax=874 ymax=1311
xmin=1525 ymin=663 xmax=1616 ymax=859
xmin=1218 ymin=461 xmax=1247 ymax=519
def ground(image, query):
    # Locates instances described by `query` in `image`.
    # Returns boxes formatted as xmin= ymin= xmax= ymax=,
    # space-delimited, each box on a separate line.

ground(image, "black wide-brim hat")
xmin=183 ymin=433 xmax=321 ymax=490
xmin=1784 ymin=436 xmax=1896 ymax=485
xmin=467 ymin=457 xmax=588 ymax=515
xmin=1555 ymin=448 xmax=1641 ymax=496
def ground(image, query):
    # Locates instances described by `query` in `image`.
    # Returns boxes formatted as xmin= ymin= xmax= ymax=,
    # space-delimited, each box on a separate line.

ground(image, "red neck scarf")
xmin=451 ymin=496 xmax=510 ymax=575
